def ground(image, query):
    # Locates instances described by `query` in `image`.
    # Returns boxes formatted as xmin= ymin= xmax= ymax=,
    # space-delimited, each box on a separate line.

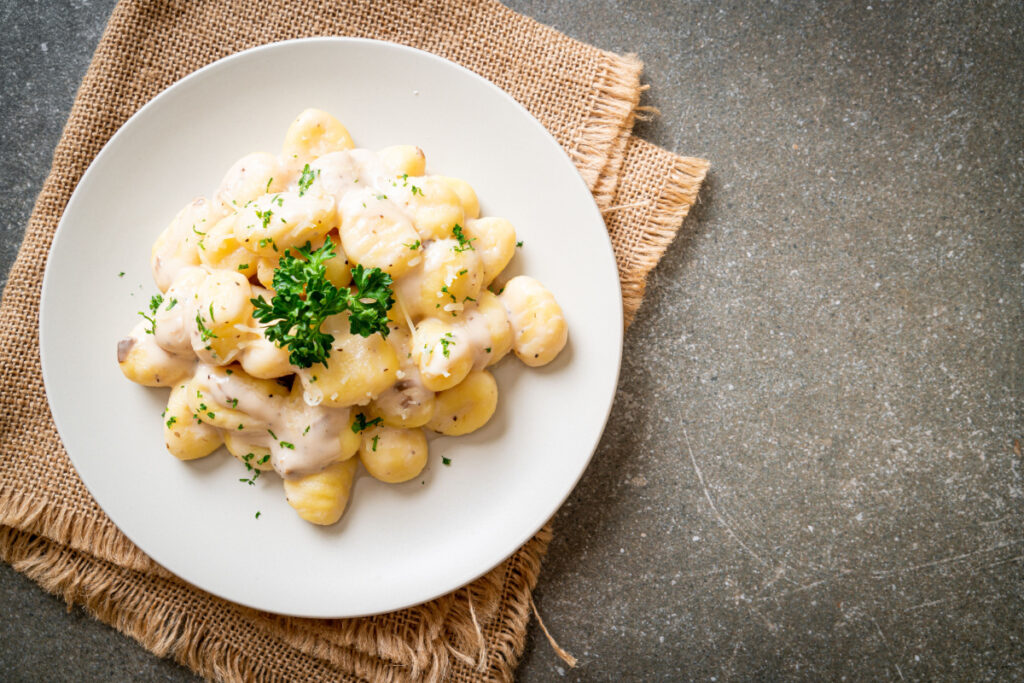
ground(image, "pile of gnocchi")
xmin=117 ymin=109 xmax=568 ymax=526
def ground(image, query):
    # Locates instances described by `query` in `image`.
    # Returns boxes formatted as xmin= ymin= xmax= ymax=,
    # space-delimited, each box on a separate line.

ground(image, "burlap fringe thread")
xmin=571 ymin=56 xmax=644 ymax=205
xmin=618 ymin=153 xmax=709 ymax=327
xmin=0 ymin=524 xmax=555 ymax=682
xmin=0 ymin=486 xmax=159 ymax=574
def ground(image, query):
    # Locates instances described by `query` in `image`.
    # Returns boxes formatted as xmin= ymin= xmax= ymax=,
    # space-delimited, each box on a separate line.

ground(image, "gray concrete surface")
xmin=2 ymin=1 xmax=1022 ymax=681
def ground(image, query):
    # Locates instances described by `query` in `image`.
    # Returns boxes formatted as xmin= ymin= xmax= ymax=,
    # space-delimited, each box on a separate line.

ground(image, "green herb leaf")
xmin=255 ymin=208 xmax=274 ymax=230
xmin=138 ymin=294 xmax=164 ymax=334
xmin=195 ymin=311 xmax=217 ymax=342
xmin=297 ymin=164 xmax=320 ymax=197
xmin=347 ymin=264 xmax=395 ymax=339
xmin=351 ymin=413 xmax=383 ymax=433
xmin=452 ymin=224 xmax=476 ymax=252
xmin=440 ymin=332 xmax=455 ymax=358
xmin=249 ymin=237 xmax=395 ymax=368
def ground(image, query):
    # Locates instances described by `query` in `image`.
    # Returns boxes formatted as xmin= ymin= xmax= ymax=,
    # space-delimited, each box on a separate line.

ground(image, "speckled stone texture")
xmin=2 ymin=1 xmax=1022 ymax=681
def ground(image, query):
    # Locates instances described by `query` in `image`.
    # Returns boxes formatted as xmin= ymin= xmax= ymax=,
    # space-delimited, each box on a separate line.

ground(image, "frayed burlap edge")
xmin=0 ymin=526 xmax=372 ymax=682
xmin=572 ymin=57 xmax=644 ymax=199
xmin=614 ymin=148 xmax=709 ymax=327
xmin=0 ymin=522 xmax=553 ymax=682
xmin=0 ymin=486 xmax=160 ymax=575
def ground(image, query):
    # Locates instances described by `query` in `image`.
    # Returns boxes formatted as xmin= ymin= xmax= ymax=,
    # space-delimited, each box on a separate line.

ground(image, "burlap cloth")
xmin=0 ymin=1 xmax=707 ymax=680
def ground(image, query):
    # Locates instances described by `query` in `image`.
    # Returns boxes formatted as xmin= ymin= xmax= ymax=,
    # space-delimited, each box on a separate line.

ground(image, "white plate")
xmin=40 ymin=38 xmax=622 ymax=618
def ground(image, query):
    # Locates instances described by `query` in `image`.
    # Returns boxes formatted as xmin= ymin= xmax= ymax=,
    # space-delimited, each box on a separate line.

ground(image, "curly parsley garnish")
xmin=250 ymin=237 xmax=394 ymax=368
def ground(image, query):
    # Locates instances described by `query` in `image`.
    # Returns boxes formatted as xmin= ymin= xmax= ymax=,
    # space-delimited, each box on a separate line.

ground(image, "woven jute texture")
xmin=0 ymin=1 xmax=708 ymax=680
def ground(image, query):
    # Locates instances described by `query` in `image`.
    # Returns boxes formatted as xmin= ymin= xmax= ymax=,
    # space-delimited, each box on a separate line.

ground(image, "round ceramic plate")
xmin=40 ymin=38 xmax=622 ymax=617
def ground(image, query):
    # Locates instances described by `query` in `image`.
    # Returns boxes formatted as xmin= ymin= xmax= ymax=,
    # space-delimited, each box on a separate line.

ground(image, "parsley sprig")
xmin=250 ymin=237 xmax=394 ymax=368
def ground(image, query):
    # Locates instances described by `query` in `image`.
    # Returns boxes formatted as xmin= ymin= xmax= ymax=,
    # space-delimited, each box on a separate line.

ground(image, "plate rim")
xmin=39 ymin=36 xmax=624 ymax=617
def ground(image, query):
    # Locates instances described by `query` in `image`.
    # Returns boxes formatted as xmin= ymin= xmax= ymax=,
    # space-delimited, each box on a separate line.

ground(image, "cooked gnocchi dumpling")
xmin=118 ymin=109 xmax=568 ymax=526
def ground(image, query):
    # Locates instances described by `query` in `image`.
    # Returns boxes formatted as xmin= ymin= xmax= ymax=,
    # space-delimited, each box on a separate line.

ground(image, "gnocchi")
xmin=118 ymin=109 xmax=568 ymax=527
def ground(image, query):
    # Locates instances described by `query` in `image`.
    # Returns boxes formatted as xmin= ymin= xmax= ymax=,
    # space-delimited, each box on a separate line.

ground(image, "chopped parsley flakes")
xmin=439 ymin=332 xmax=455 ymax=358
xmin=195 ymin=311 xmax=217 ymax=342
xmin=351 ymin=413 xmax=383 ymax=433
xmin=297 ymin=164 xmax=320 ymax=197
xmin=139 ymin=294 xmax=163 ymax=334
xmin=452 ymin=224 xmax=476 ymax=252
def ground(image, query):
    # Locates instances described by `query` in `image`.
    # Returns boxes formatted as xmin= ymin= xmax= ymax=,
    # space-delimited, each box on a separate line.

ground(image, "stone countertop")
xmin=2 ymin=1 xmax=1021 ymax=680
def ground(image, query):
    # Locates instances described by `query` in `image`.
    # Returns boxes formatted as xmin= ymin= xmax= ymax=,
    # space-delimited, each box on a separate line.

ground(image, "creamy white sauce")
xmin=310 ymin=149 xmax=393 ymax=199
xmin=154 ymin=267 xmax=206 ymax=356
xmin=193 ymin=364 xmax=351 ymax=478
xmin=119 ymin=321 xmax=196 ymax=384
xmin=458 ymin=309 xmax=498 ymax=369
xmin=378 ymin=328 xmax=432 ymax=420
xmin=152 ymin=198 xmax=223 ymax=291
